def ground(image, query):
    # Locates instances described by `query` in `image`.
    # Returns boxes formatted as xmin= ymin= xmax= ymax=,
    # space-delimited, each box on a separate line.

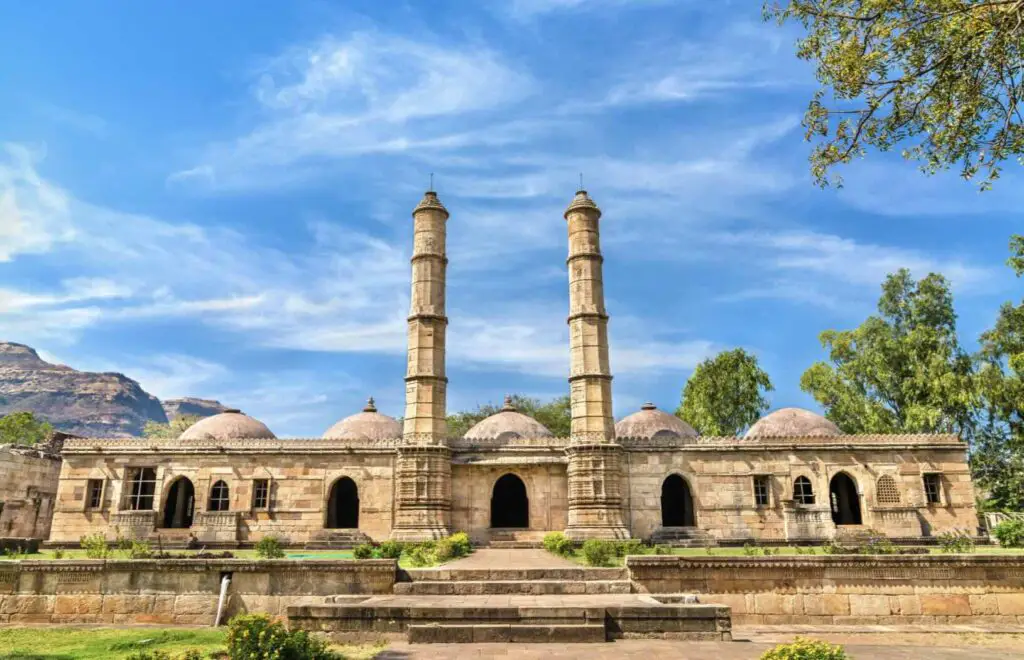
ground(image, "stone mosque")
xmin=48 ymin=191 xmax=978 ymax=547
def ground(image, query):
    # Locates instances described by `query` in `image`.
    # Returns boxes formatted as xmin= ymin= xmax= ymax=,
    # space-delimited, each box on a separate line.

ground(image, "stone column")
xmin=391 ymin=191 xmax=452 ymax=541
xmin=563 ymin=190 xmax=630 ymax=540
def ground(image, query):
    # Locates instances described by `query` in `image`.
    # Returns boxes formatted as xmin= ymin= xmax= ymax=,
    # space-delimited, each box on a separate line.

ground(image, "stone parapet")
xmin=627 ymin=555 xmax=1024 ymax=625
xmin=0 ymin=559 xmax=396 ymax=624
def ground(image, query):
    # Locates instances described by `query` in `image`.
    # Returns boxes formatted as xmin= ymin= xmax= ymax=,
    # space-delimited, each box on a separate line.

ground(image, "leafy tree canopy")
xmin=446 ymin=395 xmax=571 ymax=438
xmin=0 ymin=411 xmax=54 ymax=446
xmin=973 ymin=236 xmax=1024 ymax=509
xmin=143 ymin=415 xmax=203 ymax=439
xmin=800 ymin=269 xmax=975 ymax=433
xmin=766 ymin=1 xmax=1024 ymax=189
xmin=676 ymin=348 xmax=774 ymax=436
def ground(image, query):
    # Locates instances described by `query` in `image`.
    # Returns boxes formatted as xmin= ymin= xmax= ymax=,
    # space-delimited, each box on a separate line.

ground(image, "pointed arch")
xmin=326 ymin=477 xmax=359 ymax=529
xmin=208 ymin=480 xmax=230 ymax=512
xmin=161 ymin=477 xmax=195 ymax=529
xmin=829 ymin=472 xmax=862 ymax=525
xmin=490 ymin=473 xmax=529 ymax=528
xmin=661 ymin=474 xmax=695 ymax=527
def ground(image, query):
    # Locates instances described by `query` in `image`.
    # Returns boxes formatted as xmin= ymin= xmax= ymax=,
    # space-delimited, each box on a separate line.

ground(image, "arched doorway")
xmin=661 ymin=474 xmax=695 ymax=526
xmin=490 ymin=473 xmax=528 ymax=528
xmin=326 ymin=477 xmax=359 ymax=528
xmin=162 ymin=478 xmax=195 ymax=529
xmin=829 ymin=472 xmax=862 ymax=525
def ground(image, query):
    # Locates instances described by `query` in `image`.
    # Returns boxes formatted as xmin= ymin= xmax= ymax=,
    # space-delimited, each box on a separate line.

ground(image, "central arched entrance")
xmin=829 ymin=472 xmax=862 ymax=525
xmin=661 ymin=474 xmax=695 ymax=526
xmin=491 ymin=473 xmax=529 ymax=528
xmin=162 ymin=477 xmax=195 ymax=529
xmin=326 ymin=477 xmax=359 ymax=528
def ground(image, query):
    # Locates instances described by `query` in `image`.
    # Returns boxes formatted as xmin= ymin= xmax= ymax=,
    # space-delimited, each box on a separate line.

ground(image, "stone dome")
xmin=744 ymin=407 xmax=841 ymax=439
xmin=615 ymin=403 xmax=698 ymax=439
xmin=178 ymin=408 xmax=276 ymax=441
xmin=322 ymin=397 xmax=401 ymax=441
xmin=463 ymin=396 xmax=554 ymax=441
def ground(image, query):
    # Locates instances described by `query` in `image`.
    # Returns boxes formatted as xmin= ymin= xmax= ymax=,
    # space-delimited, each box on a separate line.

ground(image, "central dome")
xmin=323 ymin=397 xmax=401 ymax=441
xmin=615 ymin=402 xmax=698 ymax=439
xmin=179 ymin=409 xmax=276 ymax=441
xmin=463 ymin=396 xmax=554 ymax=441
xmin=745 ymin=407 xmax=841 ymax=439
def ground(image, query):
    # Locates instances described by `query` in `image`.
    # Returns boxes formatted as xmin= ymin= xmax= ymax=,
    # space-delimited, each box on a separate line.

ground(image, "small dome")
xmin=615 ymin=403 xmax=698 ymax=439
xmin=179 ymin=409 xmax=276 ymax=441
xmin=463 ymin=396 xmax=553 ymax=441
xmin=323 ymin=397 xmax=401 ymax=441
xmin=745 ymin=407 xmax=841 ymax=439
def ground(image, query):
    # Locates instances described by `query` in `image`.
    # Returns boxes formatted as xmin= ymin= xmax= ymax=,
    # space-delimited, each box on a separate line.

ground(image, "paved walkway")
xmin=443 ymin=548 xmax=577 ymax=569
xmin=337 ymin=594 xmax=660 ymax=607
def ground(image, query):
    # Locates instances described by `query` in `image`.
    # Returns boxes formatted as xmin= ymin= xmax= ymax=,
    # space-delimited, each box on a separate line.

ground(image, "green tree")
xmin=0 ymin=411 xmax=54 ymax=445
xmin=765 ymin=1 xmax=1024 ymax=189
xmin=676 ymin=348 xmax=774 ymax=436
xmin=800 ymin=269 xmax=976 ymax=433
xmin=447 ymin=395 xmax=571 ymax=438
xmin=972 ymin=236 xmax=1024 ymax=509
xmin=143 ymin=415 xmax=202 ymax=439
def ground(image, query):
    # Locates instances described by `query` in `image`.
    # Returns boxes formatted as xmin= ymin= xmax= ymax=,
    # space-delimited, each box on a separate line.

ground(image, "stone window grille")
xmin=86 ymin=479 xmax=104 ymax=509
xmin=753 ymin=476 xmax=770 ymax=507
xmin=793 ymin=476 xmax=815 ymax=505
xmin=923 ymin=473 xmax=943 ymax=504
xmin=208 ymin=480 xmax=230 ymax=512
xmin=124 ymin=467 xmax=157 ymax=511
xmin=252 ymin=479 xmax=269 ymax=510
xmin=876 ymin=475 xmax=900 ymax=504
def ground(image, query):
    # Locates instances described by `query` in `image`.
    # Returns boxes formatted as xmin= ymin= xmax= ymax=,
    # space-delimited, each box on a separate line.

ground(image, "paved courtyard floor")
xmin=375 ymin=629 xmax=1024 ymax=659
xmin=441 ymin=548 xmax=577 ymax=569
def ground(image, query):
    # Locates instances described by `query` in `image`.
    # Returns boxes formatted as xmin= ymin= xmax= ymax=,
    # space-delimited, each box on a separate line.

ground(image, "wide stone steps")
xmin=303 ymin=529 xmax=371 ymax=549
xmin=408 ymin=623 xmax=606 ymax=643
xmin=402 ymin=567 xmax=629 ymax=582
xmin=393 ymin=579 xmax=631 ymax=595
xmin=650 ymin=526 xmax=711 ymax=546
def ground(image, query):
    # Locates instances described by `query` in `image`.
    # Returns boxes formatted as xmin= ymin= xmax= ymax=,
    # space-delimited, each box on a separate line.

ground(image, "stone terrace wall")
xmin=0 ymin=559 xmax=395 ymax=624
xmin=628 ymin=555 xmax=1024 ymax=625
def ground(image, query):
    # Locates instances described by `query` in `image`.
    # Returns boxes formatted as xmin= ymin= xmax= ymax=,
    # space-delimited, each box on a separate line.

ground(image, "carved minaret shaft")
xmin=392 ymin=191 xmax=452 ymax=541
xmin=563 ymin=190 xmax=629 ymax=540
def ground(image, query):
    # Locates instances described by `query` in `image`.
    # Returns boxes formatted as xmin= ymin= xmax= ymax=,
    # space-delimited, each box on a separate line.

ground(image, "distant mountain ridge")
xmin=0 ymin=342 xmax=225 ymax=438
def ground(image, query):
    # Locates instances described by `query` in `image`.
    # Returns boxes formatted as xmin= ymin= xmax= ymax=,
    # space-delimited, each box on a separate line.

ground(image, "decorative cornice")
xmin=413 ymin=191 xmax=449 ymax=218
xmin=564 ymin=190 xmax=601 ymax=217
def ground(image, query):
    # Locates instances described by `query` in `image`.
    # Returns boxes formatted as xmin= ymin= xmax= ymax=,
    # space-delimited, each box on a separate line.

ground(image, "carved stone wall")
xmin=0 ymin=445 xmax=61 ymax=539
xmin=628 ymin=555 xmax=1024 ymax=625
xmin=0 ymin=559 xmax=395 ymax=624
xmin=450 ymin=463 xmax=568 ymax=542
xmin=49 ymin=451 xmax=396 ymax=545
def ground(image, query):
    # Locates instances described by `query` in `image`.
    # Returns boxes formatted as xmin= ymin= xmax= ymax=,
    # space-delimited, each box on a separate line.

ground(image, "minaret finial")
xmin=363 ymin=396 xmax=377 ymax=413
xmin=501 ymin=394 xmax=515 ymax=412
xmin=579 ymin=172 xmax=584 ymax=192
xmin=429 ymin=172 xmax=434 ymax=192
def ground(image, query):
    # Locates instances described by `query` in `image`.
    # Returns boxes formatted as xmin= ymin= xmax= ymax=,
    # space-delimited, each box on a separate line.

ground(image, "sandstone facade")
xmin=0 ymin=443 xmax=61 ymax=539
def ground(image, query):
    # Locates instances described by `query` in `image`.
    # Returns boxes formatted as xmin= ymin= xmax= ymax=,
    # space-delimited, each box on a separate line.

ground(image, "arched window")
xmin=876 ymin=475 xmax=900 ymax=504
xmin=793 ymin=476 xmax=815 ymax=505
xmin=208 ymin=480 xmax=230 ymax=512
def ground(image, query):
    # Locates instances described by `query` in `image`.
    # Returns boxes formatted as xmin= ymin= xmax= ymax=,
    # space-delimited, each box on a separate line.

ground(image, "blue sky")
xmin=1 ymin=0 xmax=1021 ymax=437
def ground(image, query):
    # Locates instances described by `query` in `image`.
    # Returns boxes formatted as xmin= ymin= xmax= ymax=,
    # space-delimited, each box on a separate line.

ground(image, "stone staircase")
xmin=650 ymin=526 xmax=711 ymax=546
xmin=484 ymin=529 xmax=546 ymax=548
xmin=303 ymin=529 xmax=372 ymax=549
xmin=287 ymin=560 xmax=732 ymax=644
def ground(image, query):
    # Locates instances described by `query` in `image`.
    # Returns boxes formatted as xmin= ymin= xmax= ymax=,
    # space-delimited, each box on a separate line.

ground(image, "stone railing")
xmin=0 ymin=558 xmax=397 ymax=624
xmin=620 ymin=433 xmax=963 ymax=451
xmin=627 ymin=554 xmax=1024 ymax=625
xmin=985 ymin=511 xmax=1024 ymax=531
xmin=62 ymin=437 xmax=401 ymax=454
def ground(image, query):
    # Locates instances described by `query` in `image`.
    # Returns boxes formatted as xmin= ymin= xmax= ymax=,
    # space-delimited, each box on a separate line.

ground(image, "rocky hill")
xmin=162 ymin=397 xmax=228 ymax=420
xmin=0 ymin=342 xmax=169 ymax=437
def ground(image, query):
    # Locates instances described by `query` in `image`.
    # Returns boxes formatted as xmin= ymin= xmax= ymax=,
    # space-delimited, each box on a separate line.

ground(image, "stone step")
xmin=303 ymin=529 xmax=371 ymax=549
xmin=650 ymin=526 xmax=710 ymax=546
xmin=408 ymin=623 xmax=606 ymax=644
xmin=393 ymin=580 xmax=632 ymax=596
xmin=402 ymin=567 xmax=628 ymax=582
xmin=484 ymin=540 xmax=544 ymax=549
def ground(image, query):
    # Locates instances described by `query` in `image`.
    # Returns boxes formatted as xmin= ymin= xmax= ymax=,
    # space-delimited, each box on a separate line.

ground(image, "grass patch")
xmin=0 ymin=627 xmax=385 ymax=660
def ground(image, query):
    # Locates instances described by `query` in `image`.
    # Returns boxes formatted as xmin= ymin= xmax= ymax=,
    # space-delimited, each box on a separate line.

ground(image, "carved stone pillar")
xmin=391 ymin=191 xmax=452 ymax=541
xmin=563 ymin=190 xmax=629 ymax=540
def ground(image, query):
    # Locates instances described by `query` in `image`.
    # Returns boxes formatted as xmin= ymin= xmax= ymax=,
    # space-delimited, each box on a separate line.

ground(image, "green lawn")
xmin=0 ymin=627 xmax=385 ymax=660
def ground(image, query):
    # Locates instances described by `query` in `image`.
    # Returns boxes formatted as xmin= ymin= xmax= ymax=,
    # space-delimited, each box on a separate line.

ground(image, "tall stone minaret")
xmin=391 ymin=190 xmax=452 ymax=541
xmin=563 ymin=189 xmax=630 ymax=540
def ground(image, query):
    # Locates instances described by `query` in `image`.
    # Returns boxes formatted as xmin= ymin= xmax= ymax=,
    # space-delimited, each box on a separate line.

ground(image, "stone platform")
xmin=287 ymin=550 xmax=731 ymax=644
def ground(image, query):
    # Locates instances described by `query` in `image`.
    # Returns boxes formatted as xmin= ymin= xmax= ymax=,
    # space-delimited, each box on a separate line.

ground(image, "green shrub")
xmin=448 ymin=531 xmax=472 ymax=557
xmin=80 ymin=532 xmax=110 ymax=559
xmin=378 ymin=540 xmax=404 ymax=559
xmin=581 ymin=539 xmax=614 ymax=567
xmin=938 ymin=530 xmax=976 ymax=553
xmin=993 ymin=518 xmax=1024 ymax=548
xmin=433 ymin=538 xmax=456 ymax=563
xmin=52 ymin=549 xmax=66 ymax=560
xmin=404 ymin=544 xmax=434 ymax=567
xmin=353 ymin=543 xmax=375 ymax=559
xmin=128 ymin=539 xmax=154 ymax=559
xmin=652 ymin=544 xmax=671 ymax=555
xmin=760 ymin=636 xmax=848 ymax=660
xmin=226 ymin=613 xmax=339 ymax=660
xmin=858 ymin=531 xmax=898 ymax=555
xmin=614 ymin=539 xmax=646 ymax=557
xmin=743 ymin=542 xmax=759 ymax=556
xmin=821 ymin=539 xmax=844 ymax=555
xmin=542 ymin=531 xmax=575 ymax=557
xmin=254 ymin=535 xmax=286 ymax=559
xmin=126 ymin=651 xmax=172 ymax=660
